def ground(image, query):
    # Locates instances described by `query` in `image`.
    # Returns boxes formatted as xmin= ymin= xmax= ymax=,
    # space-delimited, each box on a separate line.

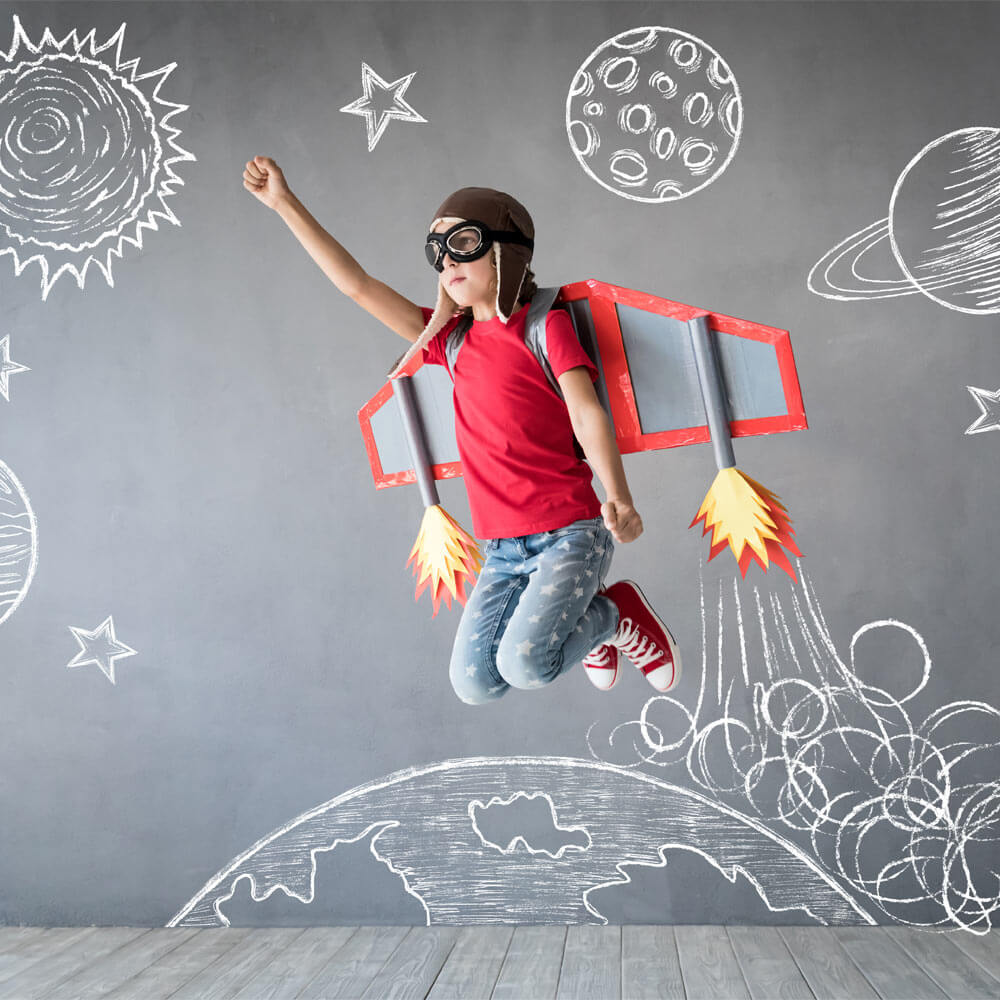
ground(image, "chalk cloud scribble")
xmin=586 ymin=567 xmax=1000 ymax=933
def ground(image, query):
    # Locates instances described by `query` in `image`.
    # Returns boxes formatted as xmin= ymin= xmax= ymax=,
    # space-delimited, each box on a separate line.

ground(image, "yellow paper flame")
xmin=690 ymin=467 xmax=802 ymax=580
xmin=406 ymin=505 xmax=483 ymax=616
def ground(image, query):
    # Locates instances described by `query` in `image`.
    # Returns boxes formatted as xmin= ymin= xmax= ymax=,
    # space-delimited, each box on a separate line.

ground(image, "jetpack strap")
xmin=442 ymin=286 xmax=564 ymax=387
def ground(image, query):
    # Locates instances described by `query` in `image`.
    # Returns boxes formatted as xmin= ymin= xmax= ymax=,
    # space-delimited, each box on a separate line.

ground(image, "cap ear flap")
xmin=492 ymin=241 xmax=506 ymax=323
xmin=387 ymin=284 xmax=461 ymax=379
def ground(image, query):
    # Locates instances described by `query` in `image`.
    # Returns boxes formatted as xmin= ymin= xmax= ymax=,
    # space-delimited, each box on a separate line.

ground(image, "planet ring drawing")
xmin=808 ymin=127 xmax=1000 ymax=314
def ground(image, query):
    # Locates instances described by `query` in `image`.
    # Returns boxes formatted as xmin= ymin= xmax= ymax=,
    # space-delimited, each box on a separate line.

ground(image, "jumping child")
xmin=244 ymin=157 xmax=681 ymax=703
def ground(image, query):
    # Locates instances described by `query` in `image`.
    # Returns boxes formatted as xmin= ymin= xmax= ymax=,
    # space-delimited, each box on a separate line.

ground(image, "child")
xmin=244 ymin=156 xmax=680 ymax=702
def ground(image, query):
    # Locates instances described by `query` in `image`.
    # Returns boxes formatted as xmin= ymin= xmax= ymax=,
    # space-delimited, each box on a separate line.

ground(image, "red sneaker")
xmin=604 ymin=580 xmax=681 ymax=692
xmin=582 ymin=642 xmax=620 ymax=690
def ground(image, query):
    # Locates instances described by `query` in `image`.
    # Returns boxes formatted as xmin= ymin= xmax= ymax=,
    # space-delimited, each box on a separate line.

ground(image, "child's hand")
xmin=602 ymin=499 xmax=643 ymax=543
xmin=243 ymin=155 xmax=291 ymax=210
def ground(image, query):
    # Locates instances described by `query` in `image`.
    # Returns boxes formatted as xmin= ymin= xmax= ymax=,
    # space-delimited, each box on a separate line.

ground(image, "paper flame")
xmin=690 ymin=467 xmax=802 ymax=580
xmin=407 ymin=505 xmax=483 ymax=616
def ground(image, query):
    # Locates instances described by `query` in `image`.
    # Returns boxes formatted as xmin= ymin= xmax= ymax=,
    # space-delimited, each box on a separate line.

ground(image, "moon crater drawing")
xmin=809 ymin=127 xmax=1000 ymax=314
xmin=0 ymin=15 xmax=195 ymax=299
xmin=566 ymin=27 xmax=742 ymax=202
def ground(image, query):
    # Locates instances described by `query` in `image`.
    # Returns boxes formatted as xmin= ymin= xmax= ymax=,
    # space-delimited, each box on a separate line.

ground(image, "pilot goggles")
xmin=425 ymin=220 xmax=534 ymax=272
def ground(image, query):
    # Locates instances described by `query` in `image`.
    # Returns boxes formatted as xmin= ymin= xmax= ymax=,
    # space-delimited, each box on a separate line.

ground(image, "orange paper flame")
xmin=406 ymin=504 xmax=484 ymax=616
xmin=689 ymin=467 xmax=802 ymax=581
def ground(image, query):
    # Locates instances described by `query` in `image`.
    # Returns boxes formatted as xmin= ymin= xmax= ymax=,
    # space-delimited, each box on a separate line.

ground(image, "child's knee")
xmin=449 ymin=656 xmax=506 ymax=704
xmin=496 ymin=637 xmax=559 ymax=689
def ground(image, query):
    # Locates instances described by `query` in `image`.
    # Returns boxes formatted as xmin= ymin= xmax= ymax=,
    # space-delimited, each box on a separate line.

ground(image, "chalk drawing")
xmin=566 ymin=27 xmax=742 ymax=203
xmin=0 ymin=461 xmax=37 ymax=627
xmin=0 ymin=15 xmax=196 ymax=300
xmin=0 ymin=336 xmax=29 ymax=402
xmin=169 ymin=755 xmax=872 ymax=927
xmin=66 ymin=615 xmax=137 ymax=684
xmin=809 ymin=128 xmax=1000 ymax=314
xmin=586 ymin=567 xmax=1000 ymax=933
xmin=339 ymin=62 xmax=427 ymax=152
xmin=965 ymin=385 xmax=1000 ymax=435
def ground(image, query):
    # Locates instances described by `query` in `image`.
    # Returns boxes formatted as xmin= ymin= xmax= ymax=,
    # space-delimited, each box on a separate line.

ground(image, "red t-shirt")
xmin=421 ymin=302 xmax=602 ymax=539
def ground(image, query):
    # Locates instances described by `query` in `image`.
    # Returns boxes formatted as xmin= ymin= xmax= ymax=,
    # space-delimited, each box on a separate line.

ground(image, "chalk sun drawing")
xmin=339 ymin=62 xmax=427 ymax=152
xmin=964 ymin=385 xmax=1000 ymax=435
xmin=0 ymin=15 xmax=196 ymax=300
xmin=0 ymin=460 xmax=37 ymax=626
xmin=169 ymin=756 xmax=873 ymax=927
xmin=66 ymin=615 xmax=137 ymax=684
xmin=809 ymin=128 xmax=1000 ymax=314
xmin=566 ymin=26 xmax=742 ymax=203
xmin=586 ymin=567 xmax=1000 ymax=933
xmin=0 ymin=335 xmax=29 ymax=401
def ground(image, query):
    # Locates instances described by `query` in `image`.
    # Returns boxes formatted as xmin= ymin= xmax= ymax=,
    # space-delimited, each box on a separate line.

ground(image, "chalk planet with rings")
xmin=808 ymin=127 xmax=1000 ymax=315
xmin=566 ymin=26 xmax=742 ymax=203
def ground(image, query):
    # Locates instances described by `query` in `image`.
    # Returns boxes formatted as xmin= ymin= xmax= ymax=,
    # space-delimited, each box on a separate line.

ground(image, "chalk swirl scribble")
xmin=586 ymin=568 xmax=1000 ymax=933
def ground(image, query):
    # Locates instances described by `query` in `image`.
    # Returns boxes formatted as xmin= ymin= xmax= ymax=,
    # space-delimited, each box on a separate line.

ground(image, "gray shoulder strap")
xmin=443 ymin=286 xmax=565 ymax=389
xmin=524 ymin=286 xmax=564 ymax=396
xmin=443 ymin=314 xmax=473 ymax=377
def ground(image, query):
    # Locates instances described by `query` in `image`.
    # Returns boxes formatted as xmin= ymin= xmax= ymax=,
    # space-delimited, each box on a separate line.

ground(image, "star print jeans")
xmin=449 ymin=516 xmax=620 ymax=704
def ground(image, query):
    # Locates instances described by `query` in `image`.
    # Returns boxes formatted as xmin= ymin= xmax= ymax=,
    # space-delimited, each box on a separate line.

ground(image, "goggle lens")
xmin=447 ymin=227 xmax=485 ymax=255
xmin=425 ymin=223 xmax=489 ymax=271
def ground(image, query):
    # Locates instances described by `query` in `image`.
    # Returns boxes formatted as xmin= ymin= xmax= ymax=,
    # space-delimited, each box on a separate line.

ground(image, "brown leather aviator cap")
xmin=387 ymin=186 xmax=536 ymax=379
xmin=429 ymin=186 xmax=535 ymax=324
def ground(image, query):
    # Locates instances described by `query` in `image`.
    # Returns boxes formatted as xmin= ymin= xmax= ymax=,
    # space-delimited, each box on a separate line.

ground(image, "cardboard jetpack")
xmin=358 ymin=279 xmax=807 ymax=615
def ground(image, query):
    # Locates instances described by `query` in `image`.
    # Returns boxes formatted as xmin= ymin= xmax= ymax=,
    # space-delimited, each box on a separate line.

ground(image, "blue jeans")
xmin=449 ymin=516 xmax=620 ymax=704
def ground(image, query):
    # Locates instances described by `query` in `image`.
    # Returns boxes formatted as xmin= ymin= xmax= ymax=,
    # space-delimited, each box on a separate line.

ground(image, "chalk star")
xmin=540 ymin=583 xmax=557 ymax=596
xmin=465 ymin=663 xmax=477 ymax=677
xmin=528 ymin=614 xmax=542 ymax=624
xmin=0 ymin=336 xmax=29 ymax=402
xmin=340 ymin=62 xmax=427 ymax=151
xmin=516 ymin=639 xmax=535 ymax=656
xmin=965 ymin=385 xmax=1000 ymax=435
xmin=66 ymin=615 xmax=137 ymax=684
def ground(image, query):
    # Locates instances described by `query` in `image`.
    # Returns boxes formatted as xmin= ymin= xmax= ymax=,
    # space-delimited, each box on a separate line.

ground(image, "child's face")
xmin=431 ymin=217 xmax=496 ymax=311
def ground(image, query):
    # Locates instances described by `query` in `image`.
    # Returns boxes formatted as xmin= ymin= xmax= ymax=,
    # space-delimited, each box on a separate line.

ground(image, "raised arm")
xmin=243 ymin=155 xmax=425 ymax=343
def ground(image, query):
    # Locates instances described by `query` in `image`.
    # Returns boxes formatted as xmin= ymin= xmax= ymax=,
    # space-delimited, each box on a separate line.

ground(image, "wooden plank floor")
xmin=0 ymin=926 xmax=997 ymax=999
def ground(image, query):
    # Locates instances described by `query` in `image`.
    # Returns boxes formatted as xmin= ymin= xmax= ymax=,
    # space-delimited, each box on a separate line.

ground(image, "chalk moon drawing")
xmin=809 ymin=127 xmax=1000 ymax=314
xmin=0 ymin=460 xmax=38 ymax=627
xmin=566 ymin=26 xmax=742 ymax=203
xmin=169 ymin=756 xmax=873 ymax=927
xmin=0 ymin=15 xmax=196 ymax=300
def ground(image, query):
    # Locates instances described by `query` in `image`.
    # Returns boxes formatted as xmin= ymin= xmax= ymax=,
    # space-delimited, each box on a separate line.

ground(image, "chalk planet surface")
xmin=566 ymin=27 xmax=742 ymax=203
xmin=0 ymin=460 xmax=37 ymax=627
xmin=170 ymin=756 xmax=872 ymax=926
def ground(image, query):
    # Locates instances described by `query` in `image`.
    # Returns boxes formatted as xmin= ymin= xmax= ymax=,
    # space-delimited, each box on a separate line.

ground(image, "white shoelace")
xmin=583 ymin=645 xmax=614 ymax=668
xmin=613 ymin=618 xmax=664 ymax=670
